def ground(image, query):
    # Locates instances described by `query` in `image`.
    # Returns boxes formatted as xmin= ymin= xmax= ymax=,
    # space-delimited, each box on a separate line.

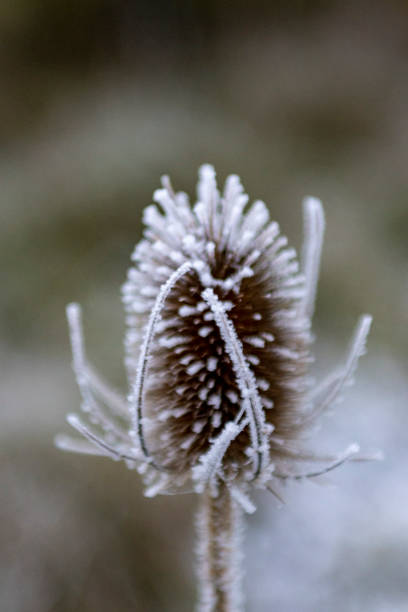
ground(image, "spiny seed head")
xmin=123 ymin=165 xmax=311 ymax=481
xmin=59 ymin=164 xmax=373 ymax=504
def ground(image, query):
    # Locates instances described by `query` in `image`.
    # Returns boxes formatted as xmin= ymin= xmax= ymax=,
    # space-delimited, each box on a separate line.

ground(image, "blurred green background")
xmin=1 ymin=1 xmax=407 ymax=610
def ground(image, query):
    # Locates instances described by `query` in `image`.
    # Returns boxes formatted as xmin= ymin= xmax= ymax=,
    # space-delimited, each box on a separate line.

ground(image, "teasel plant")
xmin=56 ymin=164 xmax=377 ymax=612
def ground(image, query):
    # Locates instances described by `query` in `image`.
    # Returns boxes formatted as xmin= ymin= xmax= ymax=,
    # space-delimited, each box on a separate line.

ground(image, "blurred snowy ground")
xmin=248 ymin=351 xmax=408 ymax=612
xmin=1 ymin=2 xmax=407 ymax=611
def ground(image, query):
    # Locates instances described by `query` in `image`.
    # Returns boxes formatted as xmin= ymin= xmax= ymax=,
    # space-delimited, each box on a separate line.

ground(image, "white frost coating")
xmin=156 ymin=264 xmax=175 ymax=277
xmin=198 ymin=387 xmax=209 ymax=401
xmin=140 ymin=285 xmax=158 ymax=298
xmin=179 ymin=305 xmax=197 ymax=317
xmin=157 ymin=409 xmax=173 ymax=422
xmin=129 ymin=261 xmax=192 ymax=462
xmin=272 ymin=247 xmax=297 ymax=271
xmin=171 ymin=407 xmax=189 ymax=418
xmin=247 ymin=355 xmax=260 ymax=366
xmin=211 ymin=412 xmax=222 ymax=428
xmin=193 ymin=420 xmax=207 ymax=434
xmin=239 ymin=200 xmax=269 ymax=240
xmin=153 ymin=187 xmax=178 ymax=216
xmin=161 ymin=174 xmax=196 ymax=229
xmin=187 ymin=361 xmax=205 ymax=376
xmin=196 ymin=490 xmax=245 ymax=612
xmin=257 ymin=378 xmax=270 ymax=391
xmin=144 ymin=474 xmax=173 ymax=498
xmin=170 ymin=250 xmax=184 ymax=264
xmin=208 ymin=393 xmax=222 ymax=409
xmin=206 ymin=241 xmax=216 ymax=260
xmin=206 ymin=357 xmax=218 ymax=372
xmin=300 ymin=197 xmax=325 ymax=320
xmin=311 ymin=315 xmax=372 ymax=418
xmin=202 ymin=288 xmax=269 ymax=480
xmin=271 ymin=287 xmax=305 ymax=300
xmin=226 ymin=389 xmax=239 ymax=404
xmin=158 ymin=335 xmax=187 ymax=348
xmin=55 ymin=434 xmax=110 ymax=457
xmin=243 ymin=335 xmax=265 ymax=348
xmin=128 ymin=299 xmax=150 ymax=314
xmin=192 ymin=420 xmax=248 ymax=493
xmin=198 ymin=326 xmax=213 ymax=338
xmin=222 ymin=266 xmax=254 ymax=292
xmin=220 ymin=177 xmax=249 ymax=251
xmin=66 ymin=304 xmax=129 ymax=439
xmin=196 ymin=164 xmax=219 ymax=239
xmin=142 ymin=206 xmax=166 ymax=237
xmin=181 ymin=434 xmax=197 ymax=450
xmin=66 ymin=414 xmax=136 ymax=462
xmin=272 ymin=346 xmax=300 ymax=360
xmin=183 ymin=234 xmax=198 ymax=253
xmin=275 ymin=443 xmax=362 ymax=480
xmin=230 ymin=486 xmax=257 ymax=514
xmin=175 ymin=384 xmax=188 ymax=396
xmin=180 ymin=354 xmax=194 ymax=366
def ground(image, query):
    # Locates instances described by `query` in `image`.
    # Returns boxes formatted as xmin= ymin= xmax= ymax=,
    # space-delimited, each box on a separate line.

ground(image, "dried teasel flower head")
xmin=57 ymin=164 xmax=373 ymax=506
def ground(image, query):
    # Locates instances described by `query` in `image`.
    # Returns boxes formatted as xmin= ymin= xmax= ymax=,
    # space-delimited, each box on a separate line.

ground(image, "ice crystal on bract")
xmin=56 ymin=164 xmax=372 ymax=505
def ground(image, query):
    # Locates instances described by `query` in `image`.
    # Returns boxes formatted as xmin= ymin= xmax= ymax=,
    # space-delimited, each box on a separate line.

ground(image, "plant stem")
xmin=196 ymin=484 xmax=244 ymax=612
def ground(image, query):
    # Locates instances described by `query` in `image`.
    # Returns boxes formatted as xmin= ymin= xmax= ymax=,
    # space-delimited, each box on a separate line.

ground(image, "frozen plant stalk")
xmin=56 ymin=165 xmax=375 ymax=611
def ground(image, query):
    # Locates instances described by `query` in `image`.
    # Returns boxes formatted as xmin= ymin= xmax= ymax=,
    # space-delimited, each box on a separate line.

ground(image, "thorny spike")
xmin=66 ymin=304 xmax=123 ymax=413
xmin=66 ymin=414 xmax=136 ymax=463
xmin=66 ymin=303 xmax=87 ymax=380
xmin=310 ymin=314 xmax=372 ymax=419
xmin=230 ymin=486 xmax=257 ymax=514
xmin=55 ymin=434 xmax=109 ymax=456
xmin=274 ymin=443 xmax=361 ymax=481
xmin=300 ymin=196 xmax=325 ymax=320
xmin=66 ymin=303 xmax=129 ymax=440
xmin=160 ymin=174 xmax=175 ymax=198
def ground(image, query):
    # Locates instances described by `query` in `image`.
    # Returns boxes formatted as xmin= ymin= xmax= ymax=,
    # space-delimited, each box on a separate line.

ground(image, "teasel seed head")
xmin=57 ymin=164 xmax=374 ymax=506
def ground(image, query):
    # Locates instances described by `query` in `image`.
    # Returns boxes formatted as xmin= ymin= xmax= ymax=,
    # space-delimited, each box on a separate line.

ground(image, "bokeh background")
xmin=1 ymin=1 xmax=407 ymax=610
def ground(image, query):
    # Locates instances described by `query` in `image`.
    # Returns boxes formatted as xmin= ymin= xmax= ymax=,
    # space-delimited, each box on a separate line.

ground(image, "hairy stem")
xmin=196 ymin=484 xmax=244 ymax=612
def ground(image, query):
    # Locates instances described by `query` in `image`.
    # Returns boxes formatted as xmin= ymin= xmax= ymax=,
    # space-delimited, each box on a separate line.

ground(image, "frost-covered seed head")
xmin=124 ymin=165 xmax=313 ymax=484
xmin=59 ymin=164 xmax=373 ymax=502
